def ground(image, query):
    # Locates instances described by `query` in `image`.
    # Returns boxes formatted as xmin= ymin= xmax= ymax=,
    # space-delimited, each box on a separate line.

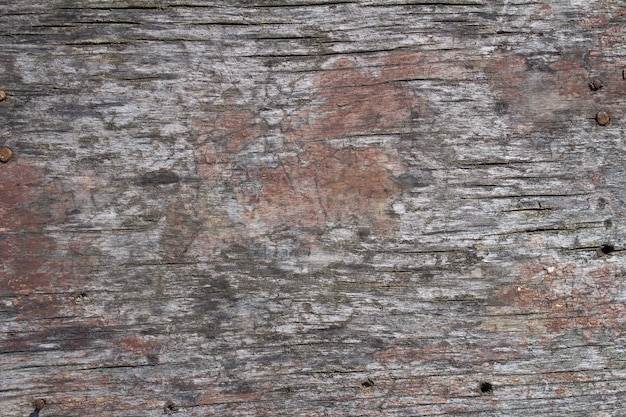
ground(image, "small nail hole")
xmin=600 ymin=244 xmax=615 ymax=255
xmin=479 ymin=381 xmax=493 ymax=394
xmin=589 ymin=79 xmax=603 ymax=91
xmin=164 ymin=401 xmax=177 ymax=414
xmin=29 ymin=399 xmax=46 ymax=417
xmin=74 ymin=292 xmax=89 ymax=304
xmin=360 ymin=377 xmax=375 ymax=388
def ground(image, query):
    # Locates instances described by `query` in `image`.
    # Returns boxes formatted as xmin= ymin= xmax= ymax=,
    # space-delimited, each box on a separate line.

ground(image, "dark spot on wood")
xmin=361 ymin=377 xmax=375 ymax=388
xmin=138 ymin=169 xmax=180 ymax=186
xmin=235 ymin=383 xmax=255 ymax=394
xmin=600 ymin=244 xmax=615 ymax=255
xmin=479 ymin=381 xmax=493 ymax=394
xmin=588 ymin=78 xmax=603 ymax=91
xmin=367 ymin=337 xmax=385 ymax=349
xmin=163 ymin=400 xmax=177 ymax=414
xmin=393 ymin=172 xmax=433 ymax=191
xmin=74 ymin=292 xmax=89 ymax=304
xmin=257 ymin=266 xmax=287 ymax=276
xmin=494 ymin=100 xmax=509 ymax=114
xmin=526 ymin=56 xmax=554 ymax=73
xmin=604 ymin=219 xmax=612 ymax=229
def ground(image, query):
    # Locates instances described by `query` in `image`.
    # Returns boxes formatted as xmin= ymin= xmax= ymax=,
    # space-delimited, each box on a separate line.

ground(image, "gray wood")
xmin=1 ymin=1 xmax=626 ymax=416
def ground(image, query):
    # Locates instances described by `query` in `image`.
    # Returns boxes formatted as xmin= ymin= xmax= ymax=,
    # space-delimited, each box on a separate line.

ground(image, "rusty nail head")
xmin=34 ymin=399 xmax=47 ymax=409
xmin=596 ymin=110 xmax=611 ymax=126
xmin=588 ymin=78 xmax=603 ymax=91
xmin=0 ymin=147 xmax=13 ymax=163
xmin=0 ymin=90 xmax=6 ymax=102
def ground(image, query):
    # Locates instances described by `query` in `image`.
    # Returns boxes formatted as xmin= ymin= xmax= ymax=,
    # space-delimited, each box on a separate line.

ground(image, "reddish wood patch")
xmin=0 ymin=162 xmax=71 ymax=320
xmin=285 ymin=56 xmax=423 ymax=141
xmin=243 ymin=143 xmax=403 ymax=233
xmin=496 ymin=259 xmax=626 ymax=337
xmin=192 ymin=53 xmax=426 ymax=245
xmin=0 ymin=161 xmax=105 ymax=358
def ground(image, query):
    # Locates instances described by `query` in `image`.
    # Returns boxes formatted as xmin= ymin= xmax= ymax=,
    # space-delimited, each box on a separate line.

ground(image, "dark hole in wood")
xmin=600 ymin=244 xmax=615 ymax=255
xmin=164 ymin=401 xmax=177 ymax=414
xmin=588 ymin=79 xmax=603 ymax=91
xmin=361 ymin=377 xmax=375 ymax=388
xmin=479 ymin=381 xmax=493 ymax=394
xmin=29 ymin=400 xmax=46 ymax=417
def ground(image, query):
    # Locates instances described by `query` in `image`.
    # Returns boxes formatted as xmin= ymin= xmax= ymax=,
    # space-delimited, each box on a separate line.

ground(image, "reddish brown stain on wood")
xmin=244 ymin=143 xmax=403 ymax=233
xmin=496 ymin=259 xmax=625 ymax=337
xmin=118 ymin=335 xmax=159 ymax=356
xmin=191 ymin=139 xmax=404 ymax=246
xmin=533 ymin=3 xmax=553 ymax=18
xmin=0 ymin=161 xmax=103 ymax=362
xmin=284 ymin=49 xmax=477 ymax=143
xmin=192 ymin=53 xmax=420 ymax=242
xmin=286 ymin=56 xmax=421 ymax=141
xmin=549 ymin=56 xmax=592 ymax=97
xmin=0 ymin=162 xmax=67 ymax=320
xmin=193 ymin=110 xmax=267 ymax=187
xmin=489 ymin=53 xmax=592 ymax=129
xmin=209 ymin=110 xmax=266 ymax=153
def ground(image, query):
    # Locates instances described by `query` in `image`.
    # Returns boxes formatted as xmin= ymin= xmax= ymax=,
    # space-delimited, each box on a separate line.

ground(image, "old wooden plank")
xmin=1 ymin=1 xmax=625 ymax=416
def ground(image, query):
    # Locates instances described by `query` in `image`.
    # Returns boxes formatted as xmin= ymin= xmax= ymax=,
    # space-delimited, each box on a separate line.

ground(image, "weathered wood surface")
xmin=1 ymin=1 xmax=626 ymax=416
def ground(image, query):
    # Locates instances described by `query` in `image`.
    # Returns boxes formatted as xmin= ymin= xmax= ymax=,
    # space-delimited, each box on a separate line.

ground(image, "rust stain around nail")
xmin=596 ymin=110 xmax=610 ymax=126
xmin=0 ymin=90 xmax=6 ymax=102
xmin=0 ymin=147 xmax=13 ymax=162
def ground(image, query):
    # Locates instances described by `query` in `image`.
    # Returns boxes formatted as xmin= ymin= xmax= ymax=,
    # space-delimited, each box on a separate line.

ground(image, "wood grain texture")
xmin=1 ymin=1 xmax=625 ymax=416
